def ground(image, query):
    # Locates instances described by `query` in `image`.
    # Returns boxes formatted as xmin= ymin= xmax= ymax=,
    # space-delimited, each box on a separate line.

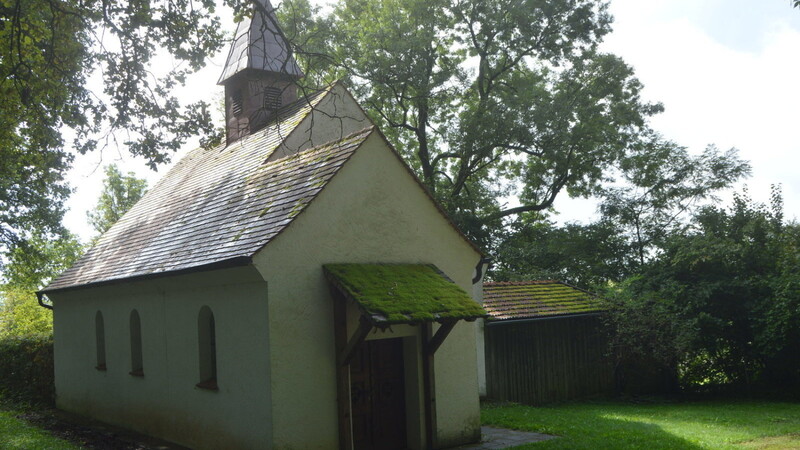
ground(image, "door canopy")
xmin=323 ymin=263 xmax=486 ymax=326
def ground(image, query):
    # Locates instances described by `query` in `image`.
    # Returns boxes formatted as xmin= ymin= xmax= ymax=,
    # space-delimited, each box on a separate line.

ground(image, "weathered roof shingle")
xmin=483 ymin=281 xmax=603 ymax=320
xmin=217 ymin=0 xmax=303 ymax=84
xmin=44 ymin=92 xmax=374 ymax=292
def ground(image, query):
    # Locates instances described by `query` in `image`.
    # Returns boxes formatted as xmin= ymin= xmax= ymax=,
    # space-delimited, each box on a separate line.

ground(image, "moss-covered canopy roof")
xmin=324 ymin=264 xmax=487 ymax=325
xmin=483 ymin=281 xmax=603 ymax=320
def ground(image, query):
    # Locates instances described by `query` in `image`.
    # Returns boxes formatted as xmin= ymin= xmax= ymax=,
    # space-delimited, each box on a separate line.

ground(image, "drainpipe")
xmin=472 ymin=257 xmax=491 ymax=285
xmin=36 ymin=291 xmax=53 ymax=310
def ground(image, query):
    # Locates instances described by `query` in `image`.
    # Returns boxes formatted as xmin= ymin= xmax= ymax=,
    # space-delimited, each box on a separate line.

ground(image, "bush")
xmin=0 ymin=334 xmax=54 ymax=405
xmin=0 ymin=286 xmax=53 ymax=337
xmin=605 ymin=189 xmax=800 ymax=392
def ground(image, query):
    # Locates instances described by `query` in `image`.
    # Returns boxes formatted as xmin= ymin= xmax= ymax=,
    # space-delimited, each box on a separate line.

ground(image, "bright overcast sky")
xmin=62 ymin=0 xmax=800 ymax=243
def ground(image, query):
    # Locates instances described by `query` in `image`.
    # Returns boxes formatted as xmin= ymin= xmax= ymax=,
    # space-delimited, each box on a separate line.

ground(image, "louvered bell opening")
xmin=263 ymin=87 xmax=282 ymax=111
xmin=231 ymin=90 xmax=244 ymax=117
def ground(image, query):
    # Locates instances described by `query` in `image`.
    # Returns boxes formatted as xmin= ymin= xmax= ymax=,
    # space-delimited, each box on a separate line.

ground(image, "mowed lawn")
xmin=0 ymin=407 xmax=77 ymax=450
xmin=482 ymin=399 xmax=800 ymax=449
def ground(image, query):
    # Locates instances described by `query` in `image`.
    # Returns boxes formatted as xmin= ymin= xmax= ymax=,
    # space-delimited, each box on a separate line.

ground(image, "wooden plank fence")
xmin=485 ymin=314 xmax=613 ymax=405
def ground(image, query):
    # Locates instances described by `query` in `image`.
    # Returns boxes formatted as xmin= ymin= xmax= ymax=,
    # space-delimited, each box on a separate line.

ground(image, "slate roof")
xmin=324 ymin=264 xmax=487 ymax=325
xmin=44 ymin=90 xmax=373 ymax=293
xmin=217 ymin=0 xmax=303 ymax=84
xmin=482 ymin=281 xmax=603 ymax=321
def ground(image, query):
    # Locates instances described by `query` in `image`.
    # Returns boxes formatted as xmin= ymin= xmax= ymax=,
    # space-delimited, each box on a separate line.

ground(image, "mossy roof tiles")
xmin=44 ymin=89 xmax=375 ymax=292
xmin=324 ymin=264 xmax=487 ymax=325
xmin=483 ymin=281 xmax=603 ymax=320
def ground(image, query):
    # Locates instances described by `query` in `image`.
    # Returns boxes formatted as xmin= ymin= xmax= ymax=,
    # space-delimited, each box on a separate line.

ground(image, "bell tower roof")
xmin=217 ymin=0 xmax=303 ymax=85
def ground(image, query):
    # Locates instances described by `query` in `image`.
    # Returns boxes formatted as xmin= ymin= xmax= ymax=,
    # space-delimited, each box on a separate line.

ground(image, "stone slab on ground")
xmin=452 ymin=426 xmax=558 ymax=449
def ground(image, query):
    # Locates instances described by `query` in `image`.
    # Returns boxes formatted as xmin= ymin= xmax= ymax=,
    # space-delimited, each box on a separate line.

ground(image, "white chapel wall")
xmin=51 ymin=266 xmax=272 ymax=449
xmin=253 ymin=131 xmax=483 ymax=449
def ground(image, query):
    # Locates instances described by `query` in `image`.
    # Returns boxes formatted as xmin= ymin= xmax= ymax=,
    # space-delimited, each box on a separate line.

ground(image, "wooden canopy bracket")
xmin=338 ymin=315 xmax=373 ymax=367
xmin=425 ymin=319 xmax=458 ymax=356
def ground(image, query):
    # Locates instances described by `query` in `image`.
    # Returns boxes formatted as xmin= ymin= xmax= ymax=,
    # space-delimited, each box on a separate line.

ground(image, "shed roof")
xmin=217 ymin=0 xmax=303 ymax=84
xmin=43 ymin=90 xmax=372 ymax=293
xmin=324 ymin=264 xmax=487 ymax=325
xmin=482 ymin=281 xmax=603 ymax=321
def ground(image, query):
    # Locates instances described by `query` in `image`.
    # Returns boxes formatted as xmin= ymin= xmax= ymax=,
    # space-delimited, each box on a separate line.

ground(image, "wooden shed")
xmin=482 ymin=281 xmax=613 ymax=405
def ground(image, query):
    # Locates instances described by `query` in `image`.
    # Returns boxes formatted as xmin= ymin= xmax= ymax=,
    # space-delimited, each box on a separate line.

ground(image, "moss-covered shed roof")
xmin=483 ymin=281 xmax=603 ymax=321
xmin=324 ymin=264 xmax=487 ymax=325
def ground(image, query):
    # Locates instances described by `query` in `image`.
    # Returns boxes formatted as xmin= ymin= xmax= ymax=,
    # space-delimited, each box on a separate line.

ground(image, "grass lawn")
xmin=482 ymin=399 xmax=800 ymax=449
xmin=0 ymin=405 xmax=78 ymax=450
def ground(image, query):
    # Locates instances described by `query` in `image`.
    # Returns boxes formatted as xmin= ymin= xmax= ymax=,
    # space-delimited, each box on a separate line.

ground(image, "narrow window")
xmin=263 ymin=87 xmax=282 ymax=111
xmin=197 ymin=306 xmax=218 ymax=390
xmin=129 ymin=310 xmax=144 ymax=377
xmin=231 ymin=89 xmax=244 ymax=117
xmin=95 ymin=311 xmax=106 ymax=371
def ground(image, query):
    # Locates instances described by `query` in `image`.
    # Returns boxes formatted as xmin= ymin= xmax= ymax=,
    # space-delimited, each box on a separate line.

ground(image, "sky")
xmin=62 ymin=0 xmax=800 ymax=242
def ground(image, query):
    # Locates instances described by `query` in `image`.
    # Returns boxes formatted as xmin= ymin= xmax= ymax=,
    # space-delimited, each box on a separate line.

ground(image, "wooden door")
xmin=350 ymin=338 xmax=407 ymax=450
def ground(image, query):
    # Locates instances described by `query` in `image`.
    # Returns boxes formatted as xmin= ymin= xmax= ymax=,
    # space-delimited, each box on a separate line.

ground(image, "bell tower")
xmin=218 ymin=0 xmax=304 ymax=145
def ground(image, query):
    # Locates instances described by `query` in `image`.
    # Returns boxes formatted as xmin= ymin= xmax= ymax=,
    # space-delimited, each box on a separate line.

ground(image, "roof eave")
xmin=485 ymin=310 xmax=605 ymax=325
xmin=39 ymin=255 xmax=253 ymax=296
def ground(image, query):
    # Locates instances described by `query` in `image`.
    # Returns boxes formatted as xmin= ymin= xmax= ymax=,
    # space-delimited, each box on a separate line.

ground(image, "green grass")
xmin=0 ymin=407 xmax=78 ymax=449
xmin=482 ymin=399 xmax=800 ymax=449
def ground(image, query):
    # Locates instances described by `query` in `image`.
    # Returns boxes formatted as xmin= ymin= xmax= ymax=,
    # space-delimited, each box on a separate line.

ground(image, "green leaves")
xmin=86 ymin=164 xmax=148 ymax=236
xmin=607 ymin=188 xmax=800 ymax=390
xmin=0 ymin=229 xmax=83 ymax=339
xmin=285 ymin=0 xmax=665 ymax=246
xmin=0 ymin=0 xmax=231 ymax=253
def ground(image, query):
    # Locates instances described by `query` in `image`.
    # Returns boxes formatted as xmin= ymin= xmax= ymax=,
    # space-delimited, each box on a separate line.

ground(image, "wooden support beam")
xmin=338 ymin=315 xmax=372 ymax=367
xmin=422 ymin=322 xmax=437 ymax=450
xmin=426 ymin=320 xmax=458 ymax=356
xmin=332 ymin=289 xmax=353 ymax=450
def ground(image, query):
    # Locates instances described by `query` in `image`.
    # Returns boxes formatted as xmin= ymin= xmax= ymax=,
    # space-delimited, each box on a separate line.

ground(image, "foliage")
xmin=605 ymin=187 xmax=800 ymax=390
xmin=491 ymin=217 xmax=633 ymax=288
xmin=0 ymin=0 xmax=240 ymax=253
xmin=282 ymin=0 xmax=666 ymax=246
xmin=481 ymin=400 xmax=800 ymax=449
xmin=86 ymin=164 xmax=148 ymax=236
xmin=0 ymin=287 xmax=52 ymax=339
xmin=491 ymin=140 xmax=748 ymax=288
xmin=0 ymin=231 xmax=82 ymax=337
xmin=601 ymin=140 xmax=750 ymax=266
xmin=1 ymin=232 xmax=83 ymax=290
xmin=0 ymin=335 xmax=54 ymax=405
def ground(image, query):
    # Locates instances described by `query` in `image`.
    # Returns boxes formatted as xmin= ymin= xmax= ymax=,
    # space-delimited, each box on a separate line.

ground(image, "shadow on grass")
xmin=482 ymin=403 xmax=704 ymax=449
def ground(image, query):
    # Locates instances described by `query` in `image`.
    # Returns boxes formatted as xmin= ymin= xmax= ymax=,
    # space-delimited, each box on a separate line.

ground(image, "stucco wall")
xmin=269 ymin=83 xmax=371 ymax=162
xmin=254 ymin=131 xmax=483 ymax=449
xmin=50 ymin=266 xmax=272 ymax=449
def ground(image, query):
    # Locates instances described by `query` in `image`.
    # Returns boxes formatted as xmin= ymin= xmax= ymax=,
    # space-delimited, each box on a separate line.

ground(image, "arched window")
xmin=95 ymin=311 xmax=106 ymax=371
xmin=129 ymin=310 xmax=144 ymax=376
xmin=197 ymin=306 xmax=218 ymax=390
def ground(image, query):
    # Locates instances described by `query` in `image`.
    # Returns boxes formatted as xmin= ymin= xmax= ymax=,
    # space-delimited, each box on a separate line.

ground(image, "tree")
xmin=0 ymin=0 xmax=241 ymax=254
xmin=606 ymin=187 xmax=800 ymax=390
xmin=0 ymin=230 xmax=83 ymax=336
xmin=491 ymin=217 xmax=633 ymax=288
xmin=87 ymin=164 xmax=148 ymax=235
xmin=283 ymin=0 xmax=662 ymax=245
xmin=490 ymin=137 xmax=748 ymax=286
xmin=600 ymin=138 xmax=750 ymax=267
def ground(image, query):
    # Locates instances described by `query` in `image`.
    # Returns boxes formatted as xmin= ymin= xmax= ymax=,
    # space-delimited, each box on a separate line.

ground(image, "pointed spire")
xmin=217 ymin=0 xmax=303 ymax=85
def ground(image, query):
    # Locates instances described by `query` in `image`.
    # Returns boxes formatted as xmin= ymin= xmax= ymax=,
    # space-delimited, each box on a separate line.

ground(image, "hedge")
xmin=0 ymin=334 xmax=54 ymax=405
